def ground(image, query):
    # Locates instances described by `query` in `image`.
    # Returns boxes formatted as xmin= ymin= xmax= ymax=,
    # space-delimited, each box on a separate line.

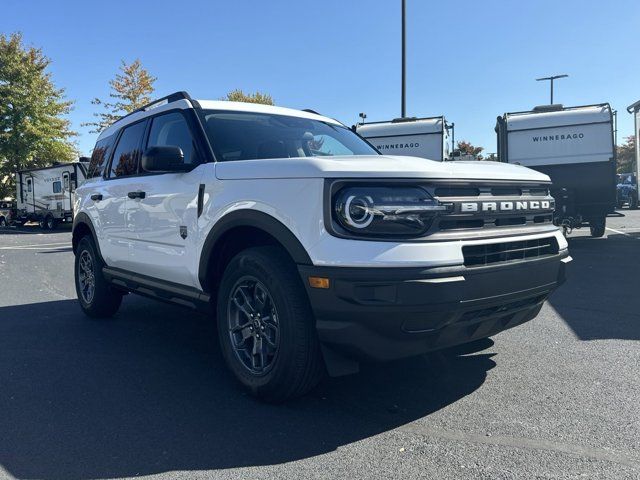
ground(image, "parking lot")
xmin=0 ymin=213 xmax=638 ymax=480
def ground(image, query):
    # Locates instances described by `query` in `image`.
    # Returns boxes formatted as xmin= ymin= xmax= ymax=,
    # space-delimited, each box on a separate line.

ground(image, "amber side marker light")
xmin=308 ymin=276 xmax=330 ymax=289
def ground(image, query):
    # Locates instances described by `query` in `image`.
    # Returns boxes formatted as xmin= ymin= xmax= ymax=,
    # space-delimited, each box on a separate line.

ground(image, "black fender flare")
xmin=198 ymin=210 xmax=312 ymax=290
xmin=72 ymin=212 xmax=105 ymax=263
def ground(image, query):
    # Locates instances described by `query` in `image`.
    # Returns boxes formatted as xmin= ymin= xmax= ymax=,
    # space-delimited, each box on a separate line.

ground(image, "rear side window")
xmin=88 ymin=135 xmax=116 ymax=178
xmin=147 ymin=112 xmax=199 ymax=165
xmin=108 ymin=121 xmax=146 ymax=178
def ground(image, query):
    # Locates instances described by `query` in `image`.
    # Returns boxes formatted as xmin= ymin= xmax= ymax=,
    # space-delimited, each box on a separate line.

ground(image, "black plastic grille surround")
xmin=463 ymin=237 xmax=559 ymax=267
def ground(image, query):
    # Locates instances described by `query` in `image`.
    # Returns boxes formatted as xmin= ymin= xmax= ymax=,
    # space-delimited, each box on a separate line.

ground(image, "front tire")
xmin=0 ymin=217 xmax=6 ymax=227
xmin=216 ymin=246 xmax=324 ymax=402
xmin=75 ymin=236 xmax=122 ymax=318
xmin=629 ymin=195 xmax=638 ymax=210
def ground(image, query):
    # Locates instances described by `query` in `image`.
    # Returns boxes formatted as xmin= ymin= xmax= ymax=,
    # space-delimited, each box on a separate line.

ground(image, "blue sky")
xmin=2 ymin=0 xmax=639 ymax=156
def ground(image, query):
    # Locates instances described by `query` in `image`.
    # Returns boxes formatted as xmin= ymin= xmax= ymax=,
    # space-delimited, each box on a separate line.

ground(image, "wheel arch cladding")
xmin=198 ymin=210 xmax=313 ymax=293
xmin=72 ymin=213 xmax=104 ymax=262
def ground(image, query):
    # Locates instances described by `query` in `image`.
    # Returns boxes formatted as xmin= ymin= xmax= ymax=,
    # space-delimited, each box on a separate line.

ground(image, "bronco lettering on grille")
xmin=459 ymin=200 xmax=552 ymax=213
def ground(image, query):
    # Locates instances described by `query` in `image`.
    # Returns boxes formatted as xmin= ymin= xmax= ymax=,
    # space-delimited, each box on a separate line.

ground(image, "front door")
xmin=125 ymin=110 xmax=205 ymax=288
xmin=23 ymin=176 xmax=34 ymax=214
xmin=62 ymin=172 xmax=71 ymax=212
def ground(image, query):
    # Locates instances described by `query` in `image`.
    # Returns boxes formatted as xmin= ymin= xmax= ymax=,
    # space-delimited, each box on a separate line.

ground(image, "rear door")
xmin=93 ymin=120 xmax=147 ymax=269
xmin=125 ymin=110 xmax=205 ymax=287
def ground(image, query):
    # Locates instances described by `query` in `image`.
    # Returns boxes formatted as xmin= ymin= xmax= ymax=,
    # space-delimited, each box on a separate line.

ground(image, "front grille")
xmin=427 ymin=182 xmax=555 ymax=237
xmin=462 ymin=237 xmax=559 ymax=267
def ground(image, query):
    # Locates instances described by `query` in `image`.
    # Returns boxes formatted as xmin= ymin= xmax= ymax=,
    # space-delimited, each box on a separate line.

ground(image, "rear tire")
xmin=46 ymin=215 xmax=57 ymax=230
xmin=216 ymin=246 xmax=324 ymax=402
xmin=0 ymin=217 xmax=6 ymax=227
xmin=589 ymin=218 xmax=606 ymax=238
xmin=629 ymin=195 xmax=638 ymax=210
xmin=39 ymin=217 xmax=46 ymax=230
xmin=75 ymin=236 xmax=122 ymax=318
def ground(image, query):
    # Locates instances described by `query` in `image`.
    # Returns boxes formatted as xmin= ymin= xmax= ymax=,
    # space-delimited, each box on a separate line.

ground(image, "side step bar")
xmin=102 ymin=267 xmax=211 ymax=312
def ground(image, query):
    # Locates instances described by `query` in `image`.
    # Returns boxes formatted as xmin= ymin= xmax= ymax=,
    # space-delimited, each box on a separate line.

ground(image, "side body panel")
xmin=125 ymin=167 xmax=205 ymax=287
xmin=356 ymin=119 xmax=446 ymax=161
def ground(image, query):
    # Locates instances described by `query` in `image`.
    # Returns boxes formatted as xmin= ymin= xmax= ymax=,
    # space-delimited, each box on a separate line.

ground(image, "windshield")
xmin=201 ymin=110 xmax=378 ymax=161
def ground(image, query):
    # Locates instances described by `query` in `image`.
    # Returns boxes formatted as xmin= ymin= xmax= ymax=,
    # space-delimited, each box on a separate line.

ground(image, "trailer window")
xmin=27 ymin=179 xmax=32 ymax=192
xmin=88 ymin=134 xmax=116 ymax=178
xmin=53 ymin=181 xmax=62 ymax=194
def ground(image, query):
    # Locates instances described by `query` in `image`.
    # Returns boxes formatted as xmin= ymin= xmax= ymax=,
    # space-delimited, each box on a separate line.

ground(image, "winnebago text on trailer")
xmin=496 ymin=104 xmax=616 ymax=237
xmin=16 ymin=161 xmax=88 ymax=230
xmin=355 ymin=116 xmax=451 ymax=161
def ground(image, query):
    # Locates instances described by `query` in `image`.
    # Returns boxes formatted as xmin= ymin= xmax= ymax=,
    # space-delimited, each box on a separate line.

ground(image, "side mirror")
xmin=141 ymin=146 xmax=191 ymax=173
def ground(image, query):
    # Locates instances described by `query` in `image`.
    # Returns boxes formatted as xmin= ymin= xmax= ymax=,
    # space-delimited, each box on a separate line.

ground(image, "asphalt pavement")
xmin=0 ymin=213 xmax=638 ymax=480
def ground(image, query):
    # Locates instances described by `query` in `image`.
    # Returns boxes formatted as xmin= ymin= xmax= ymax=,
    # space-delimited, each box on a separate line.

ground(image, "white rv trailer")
xmin=627 ymin=99 xmax=640 ymax=184
xmin=15 ymin=160 xmax=88 ymax=229
xmin=355 ymin=116 xmax=451 ymax=161
xmin=496 ymin=104 xmax=616 ymax=237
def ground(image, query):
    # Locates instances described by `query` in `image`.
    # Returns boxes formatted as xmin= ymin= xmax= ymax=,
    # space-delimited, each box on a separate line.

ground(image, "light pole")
xmin=536 ymin=74 xmax=568 ymax=104
xmin=401 ymin=0 xmax=406 ymax=118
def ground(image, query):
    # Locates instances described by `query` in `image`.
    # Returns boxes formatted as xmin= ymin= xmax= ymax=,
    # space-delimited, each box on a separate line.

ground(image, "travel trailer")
xmin=496 ymin=104 xmax=616 ymax=237
xmin=355 ymin=116 xmax=451 ymax=161
xmin=15 ymin=161 xmax=88 ymax=229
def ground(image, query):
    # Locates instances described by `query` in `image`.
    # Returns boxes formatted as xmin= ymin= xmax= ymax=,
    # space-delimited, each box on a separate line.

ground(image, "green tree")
xmin=0 ymin=32 xmax=76 ymax=198
xmin=84 ymin=59 xmax=156 ymax=133
xmin=455 ymin=140 xmax=484 ymax=160
xmin=224 ymin=89 xmax=274 ymax=105
xmin=616 ymin=135 xmax=636 ymax=173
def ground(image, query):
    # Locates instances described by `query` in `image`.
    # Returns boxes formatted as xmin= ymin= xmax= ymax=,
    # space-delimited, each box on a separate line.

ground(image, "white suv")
xmin=73 ymin=92 xmax=570 ymax=401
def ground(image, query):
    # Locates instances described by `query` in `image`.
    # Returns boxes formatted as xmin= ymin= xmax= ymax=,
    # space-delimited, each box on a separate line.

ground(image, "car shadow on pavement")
xmin=0 ymin=224 xmax=72 ymax=236
xmin=0 ymin=297 xmax=495 ymax=480
xmin=548 ymin=231 xmax=640 ymax=341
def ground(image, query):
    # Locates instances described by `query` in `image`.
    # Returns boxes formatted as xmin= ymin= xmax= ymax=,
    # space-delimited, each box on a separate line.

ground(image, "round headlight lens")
xmin=333 ymin=186 xmax=448 ymax=237
xmin=344 ymin=194 xmax=374 ymax=229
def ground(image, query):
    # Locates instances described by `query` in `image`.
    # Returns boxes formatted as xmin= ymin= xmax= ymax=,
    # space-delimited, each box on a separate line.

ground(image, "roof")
xmin=98 ymin=95 xmax=342 ymax=141
xmin=356 ymin=117 xmax=446 ymax=137
xmin=627 ymin=99 xmax=640 ymax=113
xmin=502 ymin=104 xmax=612 ymax=131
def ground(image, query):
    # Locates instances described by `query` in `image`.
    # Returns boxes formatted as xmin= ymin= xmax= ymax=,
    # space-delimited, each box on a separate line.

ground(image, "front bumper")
xmin=299 ymin=251 xmax=569 ymax=363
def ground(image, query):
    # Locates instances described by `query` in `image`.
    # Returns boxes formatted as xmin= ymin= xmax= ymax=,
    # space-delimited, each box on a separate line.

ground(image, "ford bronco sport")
xmin=73 ymin=92 xmax=570 ymax=401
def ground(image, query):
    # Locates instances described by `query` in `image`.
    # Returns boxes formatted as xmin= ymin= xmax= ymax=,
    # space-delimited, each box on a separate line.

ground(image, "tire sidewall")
xmin=75 ymin=236 xmax=98 ymax=310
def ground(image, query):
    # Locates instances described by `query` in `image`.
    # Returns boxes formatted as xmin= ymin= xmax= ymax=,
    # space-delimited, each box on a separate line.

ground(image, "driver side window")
xmin=147 ymin=112 xmax=199 ymax=165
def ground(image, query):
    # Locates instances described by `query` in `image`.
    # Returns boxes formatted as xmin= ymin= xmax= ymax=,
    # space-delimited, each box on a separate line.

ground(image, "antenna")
xmin=535 ymin=74 xmax=568 ymax=104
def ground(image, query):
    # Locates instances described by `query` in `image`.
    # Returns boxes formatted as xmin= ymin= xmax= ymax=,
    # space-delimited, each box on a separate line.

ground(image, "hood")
xmin=215 ymin=155 xmax=550 ymax=182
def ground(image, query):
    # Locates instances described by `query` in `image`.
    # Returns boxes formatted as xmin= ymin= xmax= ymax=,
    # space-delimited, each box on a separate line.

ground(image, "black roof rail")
xmin=111 ymin=91 xmax=193 ymax=127
xmin=302 ymin=108 xmax=321 ymax=115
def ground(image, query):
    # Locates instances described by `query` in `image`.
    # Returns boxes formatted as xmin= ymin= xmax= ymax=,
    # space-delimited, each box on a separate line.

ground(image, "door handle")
xmin=127 ymin=191 xmax=146 ymax=199
xmin=90 ymin=194 xmax=103 ymax=201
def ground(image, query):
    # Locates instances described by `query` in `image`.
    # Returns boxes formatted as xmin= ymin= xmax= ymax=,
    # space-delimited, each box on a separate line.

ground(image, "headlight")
xmin=333 ymin=185 xmax=450 ymax=237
